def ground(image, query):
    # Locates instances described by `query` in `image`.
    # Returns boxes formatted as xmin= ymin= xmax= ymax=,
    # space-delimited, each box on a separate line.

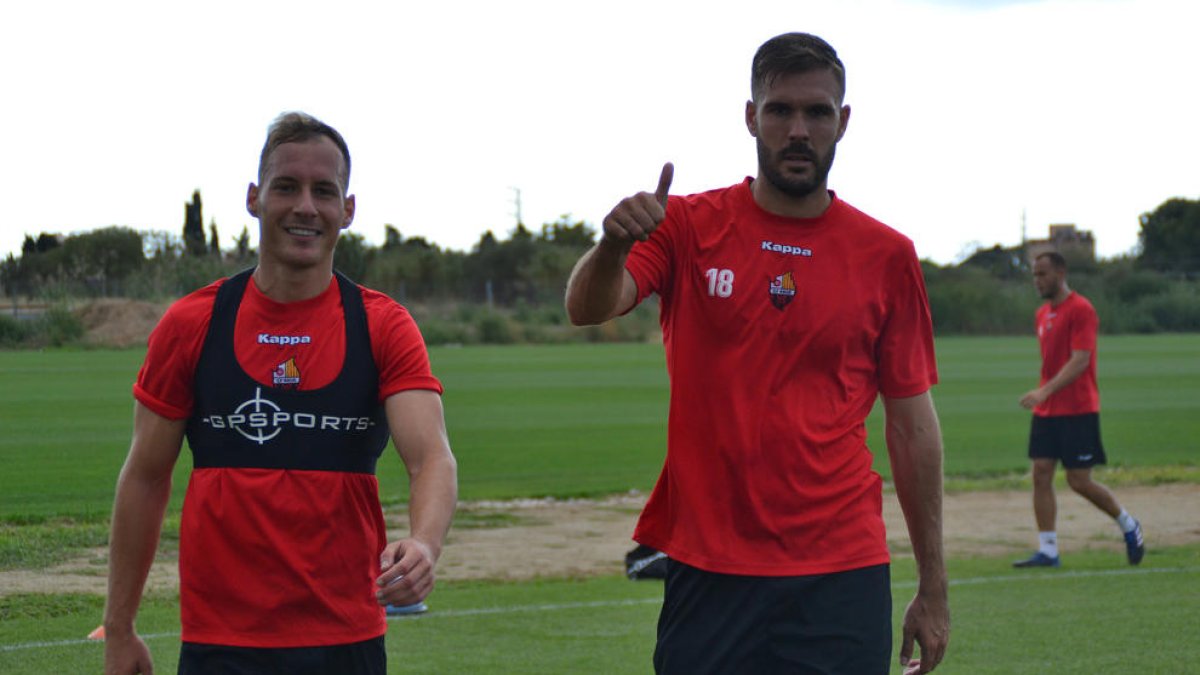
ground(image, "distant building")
xmin=1024 ymin=224 xmax=1095 ymax=265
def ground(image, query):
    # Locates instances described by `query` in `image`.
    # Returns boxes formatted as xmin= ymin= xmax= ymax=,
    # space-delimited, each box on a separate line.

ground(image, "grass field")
xmin=4 ymin=550 xmax=1198 ymax=673
xmin=1 ymin=335 xmax=1198 ymax=672
xmin=3 ymin=335 xmax=1197 ymax=518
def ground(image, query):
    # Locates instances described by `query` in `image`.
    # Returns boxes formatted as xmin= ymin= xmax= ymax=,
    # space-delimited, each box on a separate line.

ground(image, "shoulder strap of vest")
xmin=214 ymin=268 xmax=256 ymax=312
xmin=200 ymin=267 xmax=255 ymax=353
xmin=333 ymin=269 xmax=377 ymax=373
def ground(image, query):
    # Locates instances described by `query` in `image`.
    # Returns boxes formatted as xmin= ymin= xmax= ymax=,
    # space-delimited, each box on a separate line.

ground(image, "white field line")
xmin=3 ymin=566 xmax=1197 ymax=654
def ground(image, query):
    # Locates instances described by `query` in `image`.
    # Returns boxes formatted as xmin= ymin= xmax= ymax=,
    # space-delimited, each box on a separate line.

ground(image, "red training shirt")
xmin=134 ymin=274 xmax=441 ymax=647
xmin=1034 ymin=291 xmax=1100 ymax=416
xmin=625 ymin=180 xmax=938 ymax=576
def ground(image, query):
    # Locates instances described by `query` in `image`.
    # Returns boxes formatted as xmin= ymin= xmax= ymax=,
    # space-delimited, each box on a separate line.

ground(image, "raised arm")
xmin=375 ymin=389 xmax=458 ymax=607
xmin=104 ymin=402 xmax=186 ymax=675
xmin=565 ymin=162 xmax=673 ymax=325
xmin=882 ymin=391 xmax=949 ymax=674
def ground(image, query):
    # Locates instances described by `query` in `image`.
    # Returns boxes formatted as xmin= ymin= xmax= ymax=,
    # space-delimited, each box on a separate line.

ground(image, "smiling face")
xmin=247 ymin=136 xmax=355 ymax=274
xmin=746 ymin=68 xmax=849 ymax=204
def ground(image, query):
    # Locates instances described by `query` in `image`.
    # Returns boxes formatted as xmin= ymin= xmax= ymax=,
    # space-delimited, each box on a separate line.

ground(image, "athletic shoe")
xmin=1124 ymin=519 xmax=1145 ymax=565
xmin=1012 ymin=552 xmax=1061 ymax=568
xmin=386 ymin=602 xmax=428 ymax=616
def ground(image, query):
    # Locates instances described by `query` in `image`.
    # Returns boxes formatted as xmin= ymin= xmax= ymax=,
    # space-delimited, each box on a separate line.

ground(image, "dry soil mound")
xmin=75 ymin=299 xmax=167 ymax=348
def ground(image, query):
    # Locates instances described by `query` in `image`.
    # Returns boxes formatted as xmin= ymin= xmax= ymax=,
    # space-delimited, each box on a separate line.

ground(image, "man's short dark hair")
xmin=751 ymin=32 xmax=846 ymax=103
xmin=258 ymin=112 xmax=352 ymax=193
xmin=1037 ymin=251 xmax=1068 ymax=271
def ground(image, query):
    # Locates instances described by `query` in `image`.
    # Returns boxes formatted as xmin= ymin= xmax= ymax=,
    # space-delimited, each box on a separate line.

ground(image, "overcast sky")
xmin=2 ymin=0 xmax=1196 ymax=265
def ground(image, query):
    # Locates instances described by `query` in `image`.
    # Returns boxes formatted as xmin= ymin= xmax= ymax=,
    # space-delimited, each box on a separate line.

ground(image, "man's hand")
xmin=376 ymin=537 xmax=437 ymax=607
xmin=104 ymin=630 xmax=154 ymax=675
xmin=900 ymin=589 xmax=950 ymax=674
xmin=600 ymin=163 xmax=673 ymax=246
xmin=1022 ymin=350 xmax=1089 ymax=410
xmin=1019 ymin=387 xmax=1047 ymax=410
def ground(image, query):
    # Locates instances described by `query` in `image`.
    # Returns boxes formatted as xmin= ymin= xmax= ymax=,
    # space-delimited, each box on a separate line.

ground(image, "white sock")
xmin=1117 ymin=509 xmax=1137 ymax=533
xmin=1038 ymin=531 xmax=1058 ymax=558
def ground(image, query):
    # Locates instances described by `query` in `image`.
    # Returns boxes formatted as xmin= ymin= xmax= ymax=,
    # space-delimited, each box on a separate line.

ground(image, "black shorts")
xmin=178 ymin=636 xmax=385 ymax=675
xmin=1029 ymin=413 xmax=1107 ymax=469
xmin=654 ymin=560 xmax=892 ymax=675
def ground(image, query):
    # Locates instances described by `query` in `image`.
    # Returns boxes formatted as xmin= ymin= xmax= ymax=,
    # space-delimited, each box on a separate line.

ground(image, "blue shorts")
xmin=1029 ymin=413 xmax=1107 ymax=469
xmin=654 ymin=560 xmax=892 ymax=674
xmin=178 ymin=636 xmax=385 ymax=675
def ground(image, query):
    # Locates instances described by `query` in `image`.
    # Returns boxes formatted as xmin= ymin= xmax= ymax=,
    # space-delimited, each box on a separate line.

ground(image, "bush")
xmin=0 ymin=305 xmax=85 ymax=348
xmin=1141 ymin=288 xmax=1200 ymax=331
xmin=1093 ymin=300 xmax=1159 ymax=334
xmin=0 ymin=314 xmax=28 ymax=346
xmin=1112 ymin=270 xmax=1170 ymax=303
xmin=417 ymin=318 xmax=471 ymax=346
xmin=926 ymin=268 xmax=1034 ymax=334
xmin=476 ymin=312 xmax=515 ymax=344
xmin=34 ymin=306 xmax=85 ymax=347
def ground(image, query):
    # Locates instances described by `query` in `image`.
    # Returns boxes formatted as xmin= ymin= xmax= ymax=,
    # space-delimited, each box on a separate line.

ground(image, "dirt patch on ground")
xmin=75 ymin=299 xmax=167 ymax=348
xmin=3 ymin=484 xmax=1197 ymax=597
xmin=434 ymin=483 xmax=1200 ymax=579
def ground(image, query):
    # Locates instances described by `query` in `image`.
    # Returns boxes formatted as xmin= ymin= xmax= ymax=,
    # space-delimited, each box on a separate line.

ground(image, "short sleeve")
xmin=363 ymin=290 xmax=444 ymax=400
xmin=1069 ymin=301 xmax=1098 ymax=353
xmin=876 ymin=242 xmax=939 ymax=398
xmin=133 ymin=283 xmax=220 ymax=419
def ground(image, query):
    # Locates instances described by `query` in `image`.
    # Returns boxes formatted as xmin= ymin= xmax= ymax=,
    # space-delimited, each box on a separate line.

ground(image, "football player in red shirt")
xmin=566 ymin=32 xmax=948 ymax=675
xmin=1014 ymin=251 xmax=1144 ymax=568
xmin=104 ymin=112 xmax=457 ymax=675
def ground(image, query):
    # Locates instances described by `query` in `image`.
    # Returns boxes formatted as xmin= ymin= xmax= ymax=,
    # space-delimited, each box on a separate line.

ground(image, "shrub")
xmin=417 ymin=318 xmax=471 ymax=346
xmin=476 ymin=312 xmax=515 ymax=344
xmin=0 ymin=314 xmax=28 ymax=346
xmin=35 ymin=306 xmax=85 ymax=347
xmin=1141 ymin=288 xmax=1200 ymax=331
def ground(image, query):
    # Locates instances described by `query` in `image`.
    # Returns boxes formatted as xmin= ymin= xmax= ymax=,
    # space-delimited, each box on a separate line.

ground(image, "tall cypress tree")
xmin=183 ymin=190 xmax=207 ymax=256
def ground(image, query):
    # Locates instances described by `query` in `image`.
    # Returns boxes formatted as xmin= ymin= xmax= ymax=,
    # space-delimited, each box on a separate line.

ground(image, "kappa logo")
xmin=761 ymin=241 xmax=813 ymax=257
xmin=201 ymin=387 xmax=377 ymax=445
xmin=273 ymin=357 xmax=301 ymax=388
xmin=258 ymin=333 xmax=312 ymax=346
xmin=768 ymin=272 xmax=797 ymax=310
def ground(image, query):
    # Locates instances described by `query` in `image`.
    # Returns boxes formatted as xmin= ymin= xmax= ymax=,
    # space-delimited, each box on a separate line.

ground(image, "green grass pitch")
xmin=1 ymin=335 xmax=1197 ymax=672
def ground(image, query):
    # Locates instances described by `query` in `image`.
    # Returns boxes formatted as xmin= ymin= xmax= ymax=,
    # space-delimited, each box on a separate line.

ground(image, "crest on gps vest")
xmin=273 ymin=357 xmax=301 ymax=388
xmin=768 ymin=272 xmax=796 ymax=310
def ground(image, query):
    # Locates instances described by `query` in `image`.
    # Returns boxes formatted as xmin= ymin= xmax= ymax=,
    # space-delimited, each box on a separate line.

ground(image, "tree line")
xmin=3 ymin=193 xmax=1199 ymax=347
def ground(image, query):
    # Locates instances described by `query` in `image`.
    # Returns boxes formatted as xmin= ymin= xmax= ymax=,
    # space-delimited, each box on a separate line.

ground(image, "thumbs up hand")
xmin=601 ymin=163 xmax=674 ymax=247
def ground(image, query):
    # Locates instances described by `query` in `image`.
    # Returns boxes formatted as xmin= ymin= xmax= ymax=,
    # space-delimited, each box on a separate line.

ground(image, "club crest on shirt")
xmin=768 ymin=272 xmax=796 ymax=310
xmin=272 ymin=358 xmax=301 ymax=388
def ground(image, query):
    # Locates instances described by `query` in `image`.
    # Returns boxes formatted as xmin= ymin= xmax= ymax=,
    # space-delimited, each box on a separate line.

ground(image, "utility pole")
xmin=510 ymin=187 xmax=523 ymax=227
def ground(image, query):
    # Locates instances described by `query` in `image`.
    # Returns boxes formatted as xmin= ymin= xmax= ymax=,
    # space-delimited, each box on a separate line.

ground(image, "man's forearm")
xmin=104 ymin=469 xmax=172 ymax=635
xmin=893 ymin=443 xmax=947 ymax=593
xmin=565 ymin=238 xmax=632 ymax=326
xmin=885 ymin=395 xmax=947 ymax=594
xmin=1039 ymin=351 xmax=1090 ymax=398
xmin=406 ymin=454 xmax=458 ymax=561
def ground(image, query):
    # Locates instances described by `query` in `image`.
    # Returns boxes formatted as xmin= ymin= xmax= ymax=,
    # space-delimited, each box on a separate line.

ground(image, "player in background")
xmin=1014 ymin=251 xmax=1144 ymax=568
xmin=103 ymin=112 xmax=457 ymax=674
xmin=565 ymin=32 xmax=948 ymax=675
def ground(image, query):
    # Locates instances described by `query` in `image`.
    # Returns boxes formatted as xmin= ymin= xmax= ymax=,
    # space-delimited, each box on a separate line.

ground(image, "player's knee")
xmin=1031 ymin=463 xmax=1056 ymax=487
xmin=1065 ymin=470 xmax=1093 ymax=493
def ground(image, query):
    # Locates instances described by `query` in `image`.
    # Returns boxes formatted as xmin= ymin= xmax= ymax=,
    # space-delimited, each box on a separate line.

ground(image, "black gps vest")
xmin=184 ymin=269 xmax=390 ymax=474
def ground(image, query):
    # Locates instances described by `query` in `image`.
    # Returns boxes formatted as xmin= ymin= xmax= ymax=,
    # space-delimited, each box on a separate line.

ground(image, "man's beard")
xmin=756 ymin=138 xmax=836 ymax=198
